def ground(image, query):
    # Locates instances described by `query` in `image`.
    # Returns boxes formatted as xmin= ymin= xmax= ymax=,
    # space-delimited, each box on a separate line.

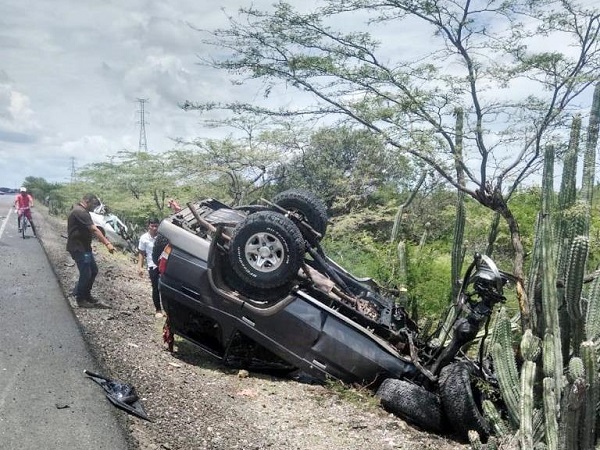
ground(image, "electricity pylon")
xmin=137 ymin=98 xmax=149 ymax=153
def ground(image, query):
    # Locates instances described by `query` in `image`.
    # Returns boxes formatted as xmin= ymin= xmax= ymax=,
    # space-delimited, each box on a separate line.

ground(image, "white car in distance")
xmin=90 ymin=204 xmax=132 ymax=251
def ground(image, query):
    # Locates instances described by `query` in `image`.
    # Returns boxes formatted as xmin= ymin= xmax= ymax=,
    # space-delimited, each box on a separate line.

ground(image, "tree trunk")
xmin=501 ymin=206 xmax=529 ymax=331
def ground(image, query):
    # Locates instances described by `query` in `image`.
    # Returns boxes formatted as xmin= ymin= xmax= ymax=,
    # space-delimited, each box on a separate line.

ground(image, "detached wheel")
xmin=152 ymin=234 xmax=169 ymax=266
xmin=272 ymin=189 xmax=328 ymax=239
xmin=376 ymin=378 xmax=445 ymax=434
xmin=228 ymin=211 xmax=305 ymax=289
xmin=439 ymin=362 xmax=491 ymax=440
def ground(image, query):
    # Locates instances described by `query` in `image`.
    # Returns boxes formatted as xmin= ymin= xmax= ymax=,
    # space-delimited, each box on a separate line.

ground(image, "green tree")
xmin=21 ymin=176 xmax=62 ymax=205
xmin=167 ymin=135 xmax=284 ymax=205
xmin=185 ymin=0 xmax=600 ymax=329
xmin=275 ymin=126 xmax=414 ymax=212
xmin=78 ymin=150 xmax=176 ymax=214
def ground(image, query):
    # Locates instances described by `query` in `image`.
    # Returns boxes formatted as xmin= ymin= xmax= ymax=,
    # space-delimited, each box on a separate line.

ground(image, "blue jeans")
xmin=69 ymin=251 xmax=98 ymax=300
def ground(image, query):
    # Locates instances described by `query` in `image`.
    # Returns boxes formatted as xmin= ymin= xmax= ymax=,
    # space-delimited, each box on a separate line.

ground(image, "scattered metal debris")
xmin=84 ymin=369 xmax=150 ymax=421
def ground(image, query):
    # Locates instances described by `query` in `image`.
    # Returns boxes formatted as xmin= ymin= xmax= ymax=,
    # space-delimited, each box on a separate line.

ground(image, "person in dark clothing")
xmin=66 ymin=193 xmax=115 ymax=308
xmin=137 ymin=218 xmax=163 ymax=318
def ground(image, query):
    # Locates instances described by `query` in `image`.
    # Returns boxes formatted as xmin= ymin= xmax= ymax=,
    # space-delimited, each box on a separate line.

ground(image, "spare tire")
xmin=376 ymin=378 xmax=446 ymax=434
xmin=220 ymin=257 xmax=294 ymax=303
xmin=439 ymin=362 xmax=491 ymax=440
xmin=228 ymin=211 xmax=305 ymax=289
xmin=272 ymin=189 xmax=328 ymax=239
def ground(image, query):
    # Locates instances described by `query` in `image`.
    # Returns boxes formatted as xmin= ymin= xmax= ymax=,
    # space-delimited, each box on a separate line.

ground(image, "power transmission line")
xmin=137 ymin=98 xmax=149 ymax=153
xmin=70 ymin=157 xmax=76 ymax=182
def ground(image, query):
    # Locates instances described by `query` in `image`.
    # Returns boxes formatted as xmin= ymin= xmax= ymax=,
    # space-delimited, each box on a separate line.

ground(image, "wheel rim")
xmin=244 ymin=231 xmax=285 ymax=273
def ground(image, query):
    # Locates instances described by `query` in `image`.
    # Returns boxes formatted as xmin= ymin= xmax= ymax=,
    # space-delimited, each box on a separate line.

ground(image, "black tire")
xmin=228 ymin=211 xmax=305 ymax=289
xmin=233 ymin=205 xmax=269 ymax=215
xmin=152 ymin=234 xmax=169 ymax=266
xmin=221 ymin=264 xmax=293 ymax=303
xmin=376 ymin=378 xmax=445 ymax=434
xmin=439 ymin=362 xmax=491 ymax=440
xmin=272 ymin=189 xmax=328 ymax=239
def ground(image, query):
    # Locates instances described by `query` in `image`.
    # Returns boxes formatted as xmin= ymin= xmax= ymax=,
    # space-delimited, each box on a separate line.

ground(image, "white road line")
xmin=0 ymin=207 xmax=13 ymax=240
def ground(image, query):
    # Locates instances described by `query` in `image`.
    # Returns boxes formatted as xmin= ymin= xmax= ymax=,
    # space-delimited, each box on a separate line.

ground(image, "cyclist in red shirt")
xmin=14 ymin=187 xmax=37 ymax=235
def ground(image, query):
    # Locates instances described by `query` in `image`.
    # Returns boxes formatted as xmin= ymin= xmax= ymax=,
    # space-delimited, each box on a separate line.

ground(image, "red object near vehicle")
xmin=157 ymin=244 xmax=171 ymax=274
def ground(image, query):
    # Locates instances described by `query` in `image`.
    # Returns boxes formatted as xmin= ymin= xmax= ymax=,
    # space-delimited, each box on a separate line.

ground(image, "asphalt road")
xmin=0 ymin=195 xmax=129 ymax=450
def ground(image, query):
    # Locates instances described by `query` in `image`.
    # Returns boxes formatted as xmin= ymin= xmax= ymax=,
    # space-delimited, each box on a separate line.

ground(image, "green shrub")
xmin=405 ymin=246 xmax=452 ymax=318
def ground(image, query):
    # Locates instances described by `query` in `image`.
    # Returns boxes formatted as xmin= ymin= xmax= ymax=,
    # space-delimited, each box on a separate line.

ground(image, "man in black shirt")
xmin=66 ymin=193 xmax=115 ymax=308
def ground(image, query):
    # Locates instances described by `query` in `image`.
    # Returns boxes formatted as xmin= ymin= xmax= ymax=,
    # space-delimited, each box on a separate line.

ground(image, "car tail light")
xmin=158 ymin=244 xmax=172 ymax=274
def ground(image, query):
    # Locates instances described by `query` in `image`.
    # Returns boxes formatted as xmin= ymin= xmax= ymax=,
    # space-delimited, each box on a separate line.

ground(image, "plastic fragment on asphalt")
xmin=83 ymin=369 xmax=150 ymax=421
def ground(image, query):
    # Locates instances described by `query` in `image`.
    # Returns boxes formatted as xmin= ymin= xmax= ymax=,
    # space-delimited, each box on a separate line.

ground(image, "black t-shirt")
xmin=66 ymin=204 xmax=94 ymax=253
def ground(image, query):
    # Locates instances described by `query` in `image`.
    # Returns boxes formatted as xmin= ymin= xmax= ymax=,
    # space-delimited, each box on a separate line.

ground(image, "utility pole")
xmin=70 ymin=157 xmax=76 ymax=182
xmin=137 ymin=98 xmax=149 ymax=153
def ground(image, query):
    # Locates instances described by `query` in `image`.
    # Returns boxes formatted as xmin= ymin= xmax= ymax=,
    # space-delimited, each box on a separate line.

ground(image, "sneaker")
xmin=155 ymin=311 xmax=164 ymax=318
xmin=95 ymin=302 xmax=111 ymax=309
xmin=77 ymin=299 xmax=111 ymax=309
xmin=76 ymin=300 xmax=97 ymax=308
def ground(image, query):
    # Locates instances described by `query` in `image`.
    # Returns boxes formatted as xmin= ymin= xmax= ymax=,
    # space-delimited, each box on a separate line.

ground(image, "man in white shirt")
xmin=138 ymin=218 xmax=163 ymax=318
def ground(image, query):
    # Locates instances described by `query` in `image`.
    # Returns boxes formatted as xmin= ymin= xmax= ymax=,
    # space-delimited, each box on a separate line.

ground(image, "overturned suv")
xmin=154 ymin=189 xmax=510 ymax=440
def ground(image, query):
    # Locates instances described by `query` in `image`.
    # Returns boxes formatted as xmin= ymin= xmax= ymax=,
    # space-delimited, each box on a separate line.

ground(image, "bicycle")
xmin=18 ymin=207 xmax=34 ymax=239
xmin=21 ymin=214 xmax=30 ymax=239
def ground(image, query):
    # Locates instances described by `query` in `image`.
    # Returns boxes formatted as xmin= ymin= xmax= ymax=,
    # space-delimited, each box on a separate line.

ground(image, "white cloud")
xmin=0 ymin=0 xmax=597 ymax=188
xmin=0 ymin=0 xmax=341 ymax=186
xmin=0 ymin=82 xmax=40 ymax=143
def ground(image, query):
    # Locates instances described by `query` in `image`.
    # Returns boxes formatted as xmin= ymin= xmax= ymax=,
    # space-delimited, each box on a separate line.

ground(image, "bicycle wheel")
xmin=21 ymin=217 xmax=28 ymax=239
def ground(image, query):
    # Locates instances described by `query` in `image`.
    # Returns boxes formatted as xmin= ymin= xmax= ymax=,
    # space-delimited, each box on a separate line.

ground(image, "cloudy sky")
xmin=1 ymin=0 xmax=312 ymax=187
xmin=2 ymin=1 xmax=598 ymax=189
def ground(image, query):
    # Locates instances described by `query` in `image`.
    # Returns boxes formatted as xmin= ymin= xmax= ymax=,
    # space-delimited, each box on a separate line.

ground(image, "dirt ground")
xmin=34 ymin=206 xmax=469 ymax=450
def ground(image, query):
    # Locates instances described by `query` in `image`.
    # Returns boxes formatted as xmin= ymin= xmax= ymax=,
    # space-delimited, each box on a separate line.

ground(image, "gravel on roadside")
xmin=34 ymin=206 xmax=469 ymax=450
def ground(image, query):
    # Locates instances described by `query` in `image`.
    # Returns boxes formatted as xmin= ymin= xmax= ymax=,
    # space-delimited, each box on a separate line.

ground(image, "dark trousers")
xmin=149 ymin=267 xmax=162 ymax=311
xmin=17 ymin=210 xmax=36 ymax=234
xmin=69 ymin=251 xmax=98 ymax=300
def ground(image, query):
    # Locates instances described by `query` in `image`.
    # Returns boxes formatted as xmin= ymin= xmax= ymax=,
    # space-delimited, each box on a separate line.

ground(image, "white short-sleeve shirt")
xmin=138 ymin=232 xmax=157 ymax=269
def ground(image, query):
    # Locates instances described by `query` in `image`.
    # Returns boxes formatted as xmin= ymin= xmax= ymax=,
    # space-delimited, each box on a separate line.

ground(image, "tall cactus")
xmin=556 ymin=116 xmax=582 ymax=363
xmin=579 ymin=341 xmax=598 ymax=448
xmin=390 ymin=170 xmax=428 ymax=243
xmin=540 ymin=199 xmax=563 ymax=398
xmin=485 ymin=84 xmax=600 ymax=449
xmin=564 ymin=235 xmax=589 ymax=353
xmin=527 ymin=145 xmax=555 ymax=335
xmin=491 ymin=307 xmax=521 ymax=427
xmin=395 ymin=240 xmax=415 ymax=318
xmin=542 ymin=377 xmax=558 ymax=450
xmin=434 ymin=107 xmax=468 ymax=355
xmin=559 ymin=358 xmax=586 ymax=450
xmin=585 ymin=275 xmax=600 ymax=341
xmin=451 ymin=193 xmax=466 ymax=295
xmin=556 ymin=115 xmax=581 ymax=279
xmin=580 ymin=83 xmax=600 ymax=212
xmin=451 ymin=107 xmax=466 ymax=300
xmin=519 ymin=330 xmax=541 ymax=449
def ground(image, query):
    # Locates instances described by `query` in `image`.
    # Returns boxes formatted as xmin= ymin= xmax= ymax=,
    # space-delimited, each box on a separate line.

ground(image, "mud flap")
xmin=163 ymin=316 xmax=175 ymax=353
